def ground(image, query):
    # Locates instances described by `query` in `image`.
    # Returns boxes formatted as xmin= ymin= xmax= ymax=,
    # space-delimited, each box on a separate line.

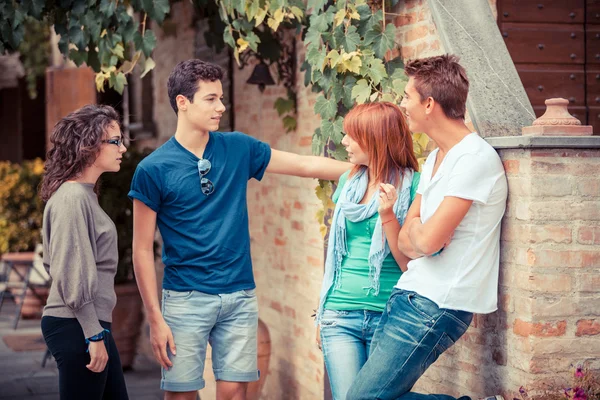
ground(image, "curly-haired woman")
xmin=40 ymin=104 xmax=129 ymax=400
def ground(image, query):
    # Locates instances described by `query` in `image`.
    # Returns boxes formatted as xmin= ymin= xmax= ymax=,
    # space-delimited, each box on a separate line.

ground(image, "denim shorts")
xmin=160 ymin=288 xmax=259 ymax=392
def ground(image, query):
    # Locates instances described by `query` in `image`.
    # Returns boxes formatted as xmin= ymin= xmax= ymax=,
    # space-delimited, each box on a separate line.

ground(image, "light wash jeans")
xmin=319 ymin=309 xmax=382 ymax=400
xmin=346 ymin=289 xmax=474 ymax=400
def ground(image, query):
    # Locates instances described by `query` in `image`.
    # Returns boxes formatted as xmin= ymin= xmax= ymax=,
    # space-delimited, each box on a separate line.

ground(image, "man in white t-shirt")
xmin=347 ymin=55 xmax=508 ymax=400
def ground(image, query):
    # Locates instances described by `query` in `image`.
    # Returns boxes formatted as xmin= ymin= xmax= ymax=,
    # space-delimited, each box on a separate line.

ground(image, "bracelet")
xmin=85 ymin=328 xmax=111 ymax=345
xmin=382 ymin=218 xmax=396 ymax=226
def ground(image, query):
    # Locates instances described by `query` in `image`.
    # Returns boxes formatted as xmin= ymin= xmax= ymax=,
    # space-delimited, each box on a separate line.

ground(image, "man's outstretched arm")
xmin=265 ymin=149 xmax=352 ymax=181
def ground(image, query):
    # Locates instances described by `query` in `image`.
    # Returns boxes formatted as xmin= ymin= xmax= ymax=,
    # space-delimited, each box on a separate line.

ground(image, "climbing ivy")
xmin=0 ymin=0 xmax=168 ymax=94
xmin=1 ymin=0 xmax=421 ymax=233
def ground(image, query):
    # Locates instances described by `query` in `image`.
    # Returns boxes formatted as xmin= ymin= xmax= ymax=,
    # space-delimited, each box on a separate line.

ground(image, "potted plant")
xmin=98 ymin=147 xmax=155 ymax=370
xmin=0 ymin=158 xmax=48 ymax=319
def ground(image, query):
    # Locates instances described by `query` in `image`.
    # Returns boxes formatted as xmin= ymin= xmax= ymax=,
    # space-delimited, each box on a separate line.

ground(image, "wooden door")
xmin=498 ymin=0 xmax=599 ymax=133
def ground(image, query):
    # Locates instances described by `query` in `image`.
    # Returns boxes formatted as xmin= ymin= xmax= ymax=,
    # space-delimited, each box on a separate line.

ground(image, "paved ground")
xmin=0 ymin=301 xmax=164 ymax=400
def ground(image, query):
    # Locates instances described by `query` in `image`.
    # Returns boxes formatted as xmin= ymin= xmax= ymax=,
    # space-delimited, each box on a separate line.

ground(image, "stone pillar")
xmin=414 ymin=99 xmax=600 ymax=398
xmin=428 ymin=0 xmax=535 ymax=137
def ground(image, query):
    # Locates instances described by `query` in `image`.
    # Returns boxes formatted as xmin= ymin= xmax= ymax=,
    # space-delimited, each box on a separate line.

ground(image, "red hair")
xmin=343 ymin=102 xmax=418 ymax=186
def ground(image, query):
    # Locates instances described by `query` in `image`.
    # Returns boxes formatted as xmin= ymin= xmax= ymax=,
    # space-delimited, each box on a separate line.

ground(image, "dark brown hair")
xmin=40 ymin=104 xmax=120 ymax=202
xmin=167 ymin=59 xmax=224 ymax=114
xmin=344 ymin=102 xmax=419 ymax=186
xmin=404 ymin=54 xmax=469 ymax=120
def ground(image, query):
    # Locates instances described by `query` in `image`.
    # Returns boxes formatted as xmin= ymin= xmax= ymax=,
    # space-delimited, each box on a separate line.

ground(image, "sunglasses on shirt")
xmin=198 ymin=159 xmax=215 ymax=196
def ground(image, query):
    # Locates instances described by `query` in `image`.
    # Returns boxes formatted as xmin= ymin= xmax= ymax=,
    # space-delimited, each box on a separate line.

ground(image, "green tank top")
xmin=323 ymin=170 xmax=421 ymax=313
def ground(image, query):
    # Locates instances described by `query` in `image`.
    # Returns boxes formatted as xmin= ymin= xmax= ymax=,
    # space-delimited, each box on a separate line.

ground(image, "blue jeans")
xmin=320 ymin=309 xmax=382 ymax=400
xmin=346 ymin=289 xmax=473 ymax=400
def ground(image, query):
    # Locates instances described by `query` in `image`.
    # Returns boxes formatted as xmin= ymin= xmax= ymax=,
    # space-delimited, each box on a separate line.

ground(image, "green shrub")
xmin=0 ymin=158 xmax=45 ymax=254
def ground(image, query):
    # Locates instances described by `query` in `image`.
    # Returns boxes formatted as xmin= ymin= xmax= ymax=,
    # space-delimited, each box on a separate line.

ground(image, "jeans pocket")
xmin=320 ymin=310 xmax=347 ymax=328
xmin=406 ymin=293 xmax=439 ymax=321
xmin=421 ymin=332 xmax=455 ymax=372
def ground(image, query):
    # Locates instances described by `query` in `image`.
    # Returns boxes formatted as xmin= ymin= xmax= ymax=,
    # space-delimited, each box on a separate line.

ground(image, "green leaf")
xmin=223 ymin=28 xmax=235 ymax=48
xmin=357 ymin=6 xmax=382 ymax=37
xmin=111 ymin=43 xmax=124 ymax=58
xmin=282 ymin=116 xmax=297 ymax=132
xmin=300 ymin=60 xmax=312 ymax=87
xmin=69 ymin=48 xmax=88 ymax=66
xmin=321 ymin=116 xmax=344 ymax=143
xmin=342 ymin=76 xmax=357 ymax=109
xmin=134 ymin=30 xmax=156 ymax=57
xmin=83 ymin=11 xmax=102 ymax=41
xmin=392 ymin=78 xmax=407 ymax=96
xmin=140 ymin=57 xmax=155 ymax=78
xmin=318 ymin=67 xmax=336 ymax=89
xmin=330 ymin=143 xmax=348 ymax=161
xmin=338 ymin=25 xmax=360 ymax=52
xmin=121 ymin=19 xmax=138 ymax=43
xmin=364 ymin=23 xmax=397 ymax=59
xmin=22 ymin=0 xmax=45 ymax=19
xmin=368 ymin=58 xmax=387 ymax=85
xmin=381 ymin=93 xmax=395 ymax=102
xmin=109 ymin=72 xmax=127 ymax=94
xmin=304 ymin=26 xmax=322 ymax=49
xmin=386 ymin=56 xmax=405 ymax=77
xmin=307 ymin=0 xmax=327 ymax=12
xmin=142 ymin=0 xmax=170 ymax=23
xmin=314 ymin=94 xmax=337 ymax=119
xmin=351 ymin=79 xmax=371 ymax=104
xmin=309 ymin=9 xmax=332 ymax=32
xmin=68 ymin=25 xmax=86 ymax=51
xmin=246 ymin=0 xmax=260 ymax=19
xmin=71 ymin=0 xmax=87 ymax=16
xmin=233 ymin=0 xmax=245 ymax=14
xmin=306 ymin=46 xmax=326 ymax=73
xmin=312 ymin=128 xmax=323 ymax=155
xmin=331 ymin=79 xmax=343 ymax=104
xmin=274 ymin=97 xmax=295 ymax=116
xmin=245 ymin=31 xmax=260 ymax=52
xmin=99 ymin=0 xmax=116 ymax=17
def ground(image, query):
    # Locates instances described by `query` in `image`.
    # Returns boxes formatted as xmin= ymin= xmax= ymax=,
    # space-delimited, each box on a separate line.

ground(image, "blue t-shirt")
xmin=128 ymin=132 xmax=272 ymax=294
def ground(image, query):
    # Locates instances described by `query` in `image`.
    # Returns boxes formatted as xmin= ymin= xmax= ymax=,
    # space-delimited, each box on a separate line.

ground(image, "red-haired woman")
xmin=315 ymin=102 xmax=420 ymax=400
xmin=40 ymin=104 xmax=129 ymax=400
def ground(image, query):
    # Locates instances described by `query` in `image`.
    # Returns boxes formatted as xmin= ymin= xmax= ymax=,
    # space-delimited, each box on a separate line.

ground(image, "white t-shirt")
xmin=396 ymin=133 xmax=507 ymax=314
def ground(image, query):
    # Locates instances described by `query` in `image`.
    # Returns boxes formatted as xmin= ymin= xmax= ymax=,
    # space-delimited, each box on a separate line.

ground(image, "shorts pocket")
xmin=165 ymin=289 xmax=194 ymax=300
xmin=240 ymin=288 xmax=256 ymax=298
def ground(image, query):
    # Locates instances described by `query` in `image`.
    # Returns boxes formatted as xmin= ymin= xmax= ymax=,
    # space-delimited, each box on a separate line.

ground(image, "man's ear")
xmin=425 ymin=97 xmax=435 ymax=115
xmin=176 ymin=94 xmax=188 ymax=112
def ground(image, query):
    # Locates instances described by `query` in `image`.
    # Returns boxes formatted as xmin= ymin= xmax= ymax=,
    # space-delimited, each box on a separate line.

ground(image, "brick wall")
xmin=235 ymin=42 xmax=326 ymax=399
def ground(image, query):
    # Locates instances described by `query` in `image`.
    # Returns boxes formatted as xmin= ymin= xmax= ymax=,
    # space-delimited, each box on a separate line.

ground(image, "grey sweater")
xmin=42 ymin=182 xmax=118 ymax=338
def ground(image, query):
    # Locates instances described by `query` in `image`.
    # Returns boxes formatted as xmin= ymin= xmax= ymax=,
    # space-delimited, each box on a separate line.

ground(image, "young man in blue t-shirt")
xmin=129 ymin=59 xmax=350 ymax=400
